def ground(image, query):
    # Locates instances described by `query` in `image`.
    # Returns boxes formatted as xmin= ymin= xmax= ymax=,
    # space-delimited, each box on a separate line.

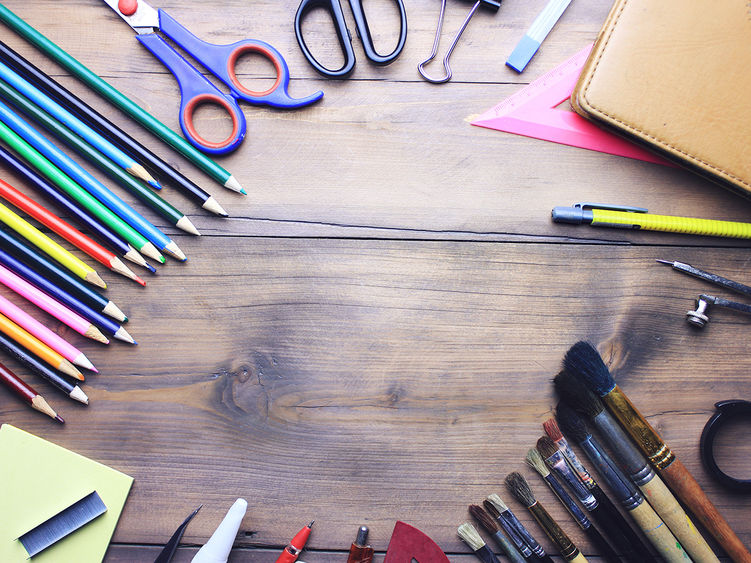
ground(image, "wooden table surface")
xmin=1 ymin=0 xmax=749 ymax=561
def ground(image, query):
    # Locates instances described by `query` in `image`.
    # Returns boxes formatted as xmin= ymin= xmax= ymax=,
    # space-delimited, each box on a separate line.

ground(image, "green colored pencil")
xmin=0 ymin=4 xmax=244 ymax=195
xmin=0 ymin=120 xmax=165 ymax=263
xmin=0 ymin=78 xmax=200 ymax=236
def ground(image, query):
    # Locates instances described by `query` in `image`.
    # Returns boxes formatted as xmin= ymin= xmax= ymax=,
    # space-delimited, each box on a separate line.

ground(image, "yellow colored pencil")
xmin=0 ymin=200 xmax=105 ymax=288
xmin=0 ymin=312 xmax=82 ymax=380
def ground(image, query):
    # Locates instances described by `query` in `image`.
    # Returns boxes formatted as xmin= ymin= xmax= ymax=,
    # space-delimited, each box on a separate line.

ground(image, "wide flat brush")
xmin=536 ymin=433 xmax=656 ymax=563
xmin=458 ymin=522 xmax=501 ymax=563
xmin=527 ymin=447 xmax=620 ymax=563
xmin=563 ymin=340 xmax=751 ymax=563
xmin=484 ymin=495 xmax=552 ymax=563
xmin=555 ymin=368 xmax=718 ymax=562
xmin=554 ymin=403 xmax=690 ymax=563
xmin=469 ymin=505 xmax=526 ymax=563
xmin=505 ymin=472 xmax=588 ymax=563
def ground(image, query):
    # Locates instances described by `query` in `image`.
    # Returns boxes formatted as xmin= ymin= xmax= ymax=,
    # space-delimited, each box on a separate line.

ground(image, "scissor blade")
xmin=101 ymin=0 xmax=160 ymax=34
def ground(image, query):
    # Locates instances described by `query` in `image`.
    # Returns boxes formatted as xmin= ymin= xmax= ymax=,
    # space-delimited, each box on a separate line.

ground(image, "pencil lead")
xmin=147 ymin=179 xmax=162 ymax=190
xmin=54 ymin=414 xmax=64 ymax=424
xmin=85 ymin=270 xmax=107 ymax=289
xmin=128 ymin=163 xmax=158 ymax=186
xmin=176 ymin=216 xmax=201 ymax=236
xmin=202 ymin=196 xmax=228 ymax=216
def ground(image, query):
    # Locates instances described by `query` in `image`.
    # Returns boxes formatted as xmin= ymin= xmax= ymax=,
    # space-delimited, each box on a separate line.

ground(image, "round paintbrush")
xmin=527 ymin=447 xmax=620 ymax=563
xmin=458 ymin=522 xmax=501 ymax=563
xmin=483 ymin=495 xmax=552 ymax=563
xmin=469 ymin=505 xmax=526 ymax=563
xmin=555 ymin=368 xmax=718 ymax=562
xmin=504 ymin=471 xmax=588 ymax=563
xmin=563 ymin=341 xmax=749 ymax=563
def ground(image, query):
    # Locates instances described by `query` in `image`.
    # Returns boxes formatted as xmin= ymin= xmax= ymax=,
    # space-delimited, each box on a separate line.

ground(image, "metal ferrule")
xmin=544 ymin=474 xmax=591 ymax=529
xmin=604 ymin=388 xmax=676 ymax=470
xmin=556 ymin=437 xmax=596 ymax=488
xmin=502 ymin=509 xmax=546 ymax=557
xmin=592 ymin=410 xmax=656 ymax=487
xmin=494 ymin=513 xmax=533 ymax=557
xmin=546 ymin=452 xmax=596 ymax=509
xmin=529 ymin=501 xmax=578 ymax=560
xmin=581 ymin=436 xmax=644 ymax=510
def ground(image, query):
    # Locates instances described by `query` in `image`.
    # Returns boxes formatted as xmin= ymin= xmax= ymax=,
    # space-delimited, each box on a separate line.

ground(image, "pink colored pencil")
xmin=0 ymin=293 xmax=97 ymax=371
xmin=0 ymin=263 xmax=109 ymax=344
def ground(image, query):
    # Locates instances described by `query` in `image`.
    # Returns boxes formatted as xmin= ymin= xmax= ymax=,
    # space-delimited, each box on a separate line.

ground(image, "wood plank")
xmin=2 ymin=238 xmax=748 ymax=557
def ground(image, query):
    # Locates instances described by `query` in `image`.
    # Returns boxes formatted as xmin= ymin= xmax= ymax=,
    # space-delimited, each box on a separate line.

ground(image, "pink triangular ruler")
xmin=472 ymin=44 xmax=671 ymax=165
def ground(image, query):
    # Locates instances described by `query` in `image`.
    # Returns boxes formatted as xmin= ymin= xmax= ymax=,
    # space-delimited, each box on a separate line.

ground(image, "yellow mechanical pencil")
xmin=552 ymin=203 xmax=751 ymax=239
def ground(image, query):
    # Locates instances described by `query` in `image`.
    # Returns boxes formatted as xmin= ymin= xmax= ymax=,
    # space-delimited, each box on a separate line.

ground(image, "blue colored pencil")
xmin=0 ymin=59 xmax=160 ymax=188
xmin=0 ymin=228 xmax=127 ymax=323
xmin=0 ymin=98 xmax=185 ymax=261
xmin=0 ymin=143 xmax=153 ymax=271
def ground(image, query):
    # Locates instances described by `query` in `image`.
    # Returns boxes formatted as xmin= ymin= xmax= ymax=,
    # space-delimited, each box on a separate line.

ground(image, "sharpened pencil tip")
xmin=224 ymin=175 xmax=244 ymax=194
xmin=163 ymin=241 xmax=187 ymax=261
xmin=55 ymin=415 xmax=64 ymax=424
xmin=115 ymin=327 xmax=136 ymax=344
xmin=148 ymin=179 xmax=162 ymax=190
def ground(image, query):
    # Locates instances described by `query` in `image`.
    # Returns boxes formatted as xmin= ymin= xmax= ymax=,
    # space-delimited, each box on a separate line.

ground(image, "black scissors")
xmin=295 ymin=0 xmax=407 ymax=78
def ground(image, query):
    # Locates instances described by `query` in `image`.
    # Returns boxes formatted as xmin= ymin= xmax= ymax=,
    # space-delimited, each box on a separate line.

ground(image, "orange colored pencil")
xmin=0 ymin=178 xmax=144 ymax=285
xmin=0 ymin=312 xmax=82 ymax=380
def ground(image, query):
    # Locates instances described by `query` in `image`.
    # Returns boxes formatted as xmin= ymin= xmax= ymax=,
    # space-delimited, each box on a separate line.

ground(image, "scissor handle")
xmin=158 ymin=10 xmax=323 ymax=109
xmin=137 ymin=33 xmax=246 ymax=154
xmin=350 ymin=0 xmax=407 ymax=65
xmin=295 ymin=0 xmax=356 ymax=78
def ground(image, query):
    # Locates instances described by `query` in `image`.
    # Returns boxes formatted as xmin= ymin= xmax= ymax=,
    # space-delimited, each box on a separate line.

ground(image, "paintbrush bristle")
xmin=526 ymin=447 xmax=550 ymax=477
xmin=554 ymin=370 xmax=606 ymax=418
xmin=485 ymin=493 xmax=508 ymax=513
xmin=505 ymin=472 xmax=536 ymax=507
xmin=536 ymin=435 xmax=560 ymax=459
xmin=482 ymin=499 xmax=502 ymax=520
xmin=543 ymin=417 xmax=563 ymax=441
xmin=562 ymin=341 xmax=616 ymax=396
xmin=458 ymin=522 xmax=486 ymax=551
xmin=555 ymin=401 xmax=591 ymax=442
xmin=469 ymin=504 xmax=500 ymax=534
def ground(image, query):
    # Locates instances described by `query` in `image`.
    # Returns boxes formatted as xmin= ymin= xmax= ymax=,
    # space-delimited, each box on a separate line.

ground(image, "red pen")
xmin=275 ymin=521 xmax=314 ymax=563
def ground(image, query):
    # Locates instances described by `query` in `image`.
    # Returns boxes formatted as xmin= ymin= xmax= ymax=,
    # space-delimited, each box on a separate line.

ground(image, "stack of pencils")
xmin=0 ymin=6 xmax=246 ymax=423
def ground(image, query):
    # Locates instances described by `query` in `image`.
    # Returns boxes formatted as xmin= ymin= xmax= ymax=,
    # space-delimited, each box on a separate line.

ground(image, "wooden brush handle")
xmin=629 ymin=501 xmax=690 ymax=563
xmin=662 ymin=458 xmax=751 ymax=563
xmin=640 ymin=475 xmax=719 ymax=562
xmin=568 ymin=552 xmax=588 ymax=563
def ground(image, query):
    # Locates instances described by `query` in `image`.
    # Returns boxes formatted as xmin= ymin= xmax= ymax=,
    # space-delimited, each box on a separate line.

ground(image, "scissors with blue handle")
xmin=103 ymin=0 xmax=323 ymax=154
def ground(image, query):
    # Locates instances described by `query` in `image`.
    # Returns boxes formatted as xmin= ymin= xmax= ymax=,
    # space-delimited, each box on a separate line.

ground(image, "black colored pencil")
xmin=0 ymin=330 xmax=87 ymax=404
xmin=0 ymin=40 xmax=227 ymax=217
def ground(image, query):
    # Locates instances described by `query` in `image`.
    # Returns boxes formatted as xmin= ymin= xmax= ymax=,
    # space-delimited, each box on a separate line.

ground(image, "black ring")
xmin=700 ymin=400 xmax=751 ymax=493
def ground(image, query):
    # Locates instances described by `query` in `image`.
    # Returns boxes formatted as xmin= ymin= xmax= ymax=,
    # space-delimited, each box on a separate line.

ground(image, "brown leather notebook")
xmin=571 ymin=0 xmax=751 ymax=197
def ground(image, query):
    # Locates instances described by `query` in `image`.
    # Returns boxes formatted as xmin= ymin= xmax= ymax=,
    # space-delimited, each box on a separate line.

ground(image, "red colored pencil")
xmin=0 ymin=178 xmax=144 ymax=285
xmin=0 ymin=359 xmax=63 ymax=422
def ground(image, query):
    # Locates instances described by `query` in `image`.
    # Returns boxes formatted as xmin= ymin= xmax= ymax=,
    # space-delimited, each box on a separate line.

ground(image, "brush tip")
xmin=505 ymin=472 xmax=535 ymax=507
xmin=526 ymin=447 xmax=550 ymax=476
xmin=542 ymin=417 xmax=563 ymax=441
xmin=554 ymin=370 xmax=606 ymax=418
xmin=536 ymin=435 xmax=560 ymax=459
xmin=469 ymin=504 xmax=499 ymax=534
xmin=562 ymin=341 xmax=616 ymax=396
xmin=555 ymin=401 xmax=590 ymax=442
xmin=458 ymin=522 xmax=486 ymax=551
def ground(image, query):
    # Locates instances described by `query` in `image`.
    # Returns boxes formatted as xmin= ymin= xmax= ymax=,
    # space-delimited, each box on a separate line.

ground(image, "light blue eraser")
xmin=506 ymin=35 xmax=542 ymax=73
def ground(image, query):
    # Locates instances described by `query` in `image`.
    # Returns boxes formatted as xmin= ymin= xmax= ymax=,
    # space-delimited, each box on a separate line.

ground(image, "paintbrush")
xmin=469 ymin=505 xmax=526 ymax=563
xmin=553 ymin=404 xmax=691 ymax=563
xmin=536 ymin=433 xmax=656 ymax=563
xmin=543 ymin=416 xmax=601 ymax=494
xmin=458 ymin=522 xmax=501 ymax=563
xmin=526 ymin=447 xmax=621 ymax=563
xmin=555 ymin=368 xmax=719 ymax=562
xmin=504 ymin=472 xmax=588 ymax=563
xmin=563 ymin=340 xmax=750 ymax=563
xmin=484 ymin=495 xmax=553 ymax=563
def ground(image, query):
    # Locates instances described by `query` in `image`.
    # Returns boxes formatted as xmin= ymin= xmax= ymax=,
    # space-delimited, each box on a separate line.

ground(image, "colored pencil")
xmin=0 ymin=262 xmax=109 ymax=343
xmin=0 ymin=99 xmax=185 ymax=260
xmin=0 ymin=79 xmax=200 ymax=235
xmin=0 ymin=40 xmax=228 ymax=216
xmin=0 ymin=119 xmax=164 ymax=263
xmin=0 ymin=312 xmax=81 ymax=380
xmin=0 ymin=177 xmax=143 ymax=284
xmin=0 ymin=198 xmax=106 ymax=288
xmin=0 ymin=292 xmax=95 ymax=371
xmin=0 ymin=5 xmax=244 ymax=194
xmin=0 ymin=330 xmax=88 ymax=404
xmin=0 ymin=229 xmax=127 ymax=323
xmin=0 ymin=59 xmax=159 ymax=187
xmin=0 ymin=143 xmax=152 ymax=270
xmin=0 ymin=358 xmax=63 ymax=422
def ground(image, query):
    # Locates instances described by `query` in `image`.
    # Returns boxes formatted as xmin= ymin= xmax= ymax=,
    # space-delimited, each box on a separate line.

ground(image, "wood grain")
xmin=0 ymin=1 xmax=748 ymax=562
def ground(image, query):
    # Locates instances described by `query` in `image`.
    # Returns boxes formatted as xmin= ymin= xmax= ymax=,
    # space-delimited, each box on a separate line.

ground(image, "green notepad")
xmin=0 ymin=424 xmax=133 ymax=562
